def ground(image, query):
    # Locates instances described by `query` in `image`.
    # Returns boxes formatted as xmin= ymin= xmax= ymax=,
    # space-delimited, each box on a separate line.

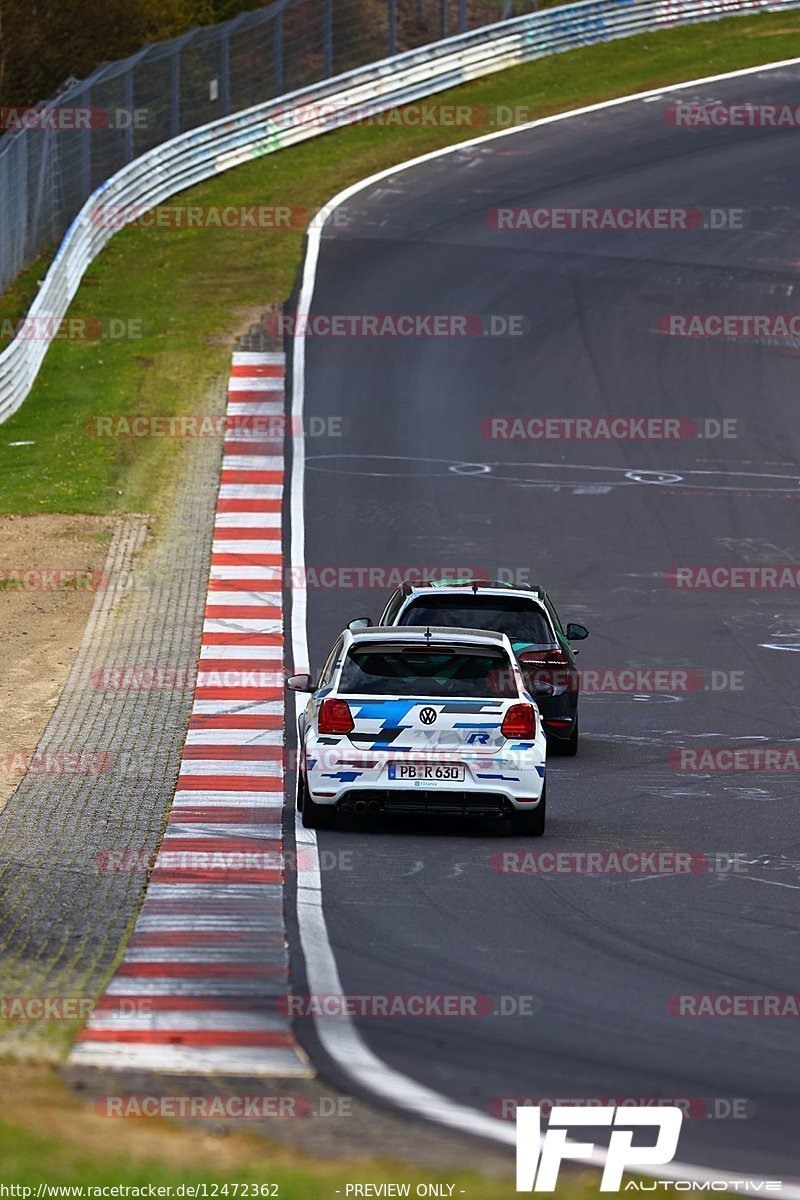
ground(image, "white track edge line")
xmin=289 ymin=55 xmax=800 ymax=1193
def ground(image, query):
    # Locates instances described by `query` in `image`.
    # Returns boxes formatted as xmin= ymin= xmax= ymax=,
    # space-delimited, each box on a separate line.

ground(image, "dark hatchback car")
xmin=349 ymin=579 xmax=588 ymax=755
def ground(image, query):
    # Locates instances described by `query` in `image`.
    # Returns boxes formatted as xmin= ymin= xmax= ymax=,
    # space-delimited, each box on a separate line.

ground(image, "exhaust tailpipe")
xmin=353 ymin=799 xmax=368 ymax=814
xmin=367 ymin=800 xmax=383 ymax=813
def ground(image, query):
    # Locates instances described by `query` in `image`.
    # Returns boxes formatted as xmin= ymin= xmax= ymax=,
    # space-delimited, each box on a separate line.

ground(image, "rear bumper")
xmin=533 ymin=691 xmax=578 ymax=741
xmin=304 ymin=737 xmax=545 ymax=810
xmin=336 ymin=789 xmax=538 ymax=817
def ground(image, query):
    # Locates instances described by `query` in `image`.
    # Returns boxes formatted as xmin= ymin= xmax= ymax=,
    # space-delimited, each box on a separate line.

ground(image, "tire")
xmin=551 ymin=717 xmax=578 ymax=757
xmin=510 ymin=784 xmax=546 ymax=836
xmin=300 ymin=774 xmax=337 ymax=830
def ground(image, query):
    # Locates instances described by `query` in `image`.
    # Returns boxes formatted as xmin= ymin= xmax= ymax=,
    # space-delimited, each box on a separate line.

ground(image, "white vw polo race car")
xmin=286 ymin=626 xmax=547 ymax=835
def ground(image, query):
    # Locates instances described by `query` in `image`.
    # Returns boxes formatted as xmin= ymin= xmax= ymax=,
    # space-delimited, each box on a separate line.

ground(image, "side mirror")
xmin=347 ymin=617 xmax=372 ymax=632
xmin=286 ymin=672 xmax=315 ymax=693
xmin=566 ymin=623 xmax=589 ymax=642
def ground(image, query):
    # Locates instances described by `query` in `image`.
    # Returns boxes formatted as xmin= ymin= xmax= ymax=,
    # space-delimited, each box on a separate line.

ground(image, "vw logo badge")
xmin=419 ymin=707 xmax=437 ymax=725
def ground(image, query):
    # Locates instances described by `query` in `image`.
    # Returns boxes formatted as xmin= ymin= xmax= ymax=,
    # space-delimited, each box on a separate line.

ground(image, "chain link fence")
xmin=0 ymin=0 xmax=530 ymax=294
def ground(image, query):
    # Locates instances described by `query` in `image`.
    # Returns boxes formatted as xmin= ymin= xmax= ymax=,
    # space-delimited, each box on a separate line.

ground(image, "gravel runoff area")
xmin=0 ymin=373 xmax=228 ymax=1059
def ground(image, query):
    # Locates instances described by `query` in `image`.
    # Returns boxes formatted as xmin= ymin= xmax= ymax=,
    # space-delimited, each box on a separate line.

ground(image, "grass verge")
xmin=0 ymin=1064 xmax=642 ymax=1196
xmin=0 ymin=9 xmax=799 ymax=516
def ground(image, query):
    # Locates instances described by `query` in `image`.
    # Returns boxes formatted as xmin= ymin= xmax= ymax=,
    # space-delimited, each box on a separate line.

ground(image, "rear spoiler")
xmin=351 ymin=641 xmax=511 ymax=659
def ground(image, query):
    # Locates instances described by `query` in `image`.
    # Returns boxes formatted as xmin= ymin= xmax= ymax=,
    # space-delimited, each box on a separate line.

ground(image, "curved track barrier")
xmin=1 ymin=0 xmax=797 ymax=424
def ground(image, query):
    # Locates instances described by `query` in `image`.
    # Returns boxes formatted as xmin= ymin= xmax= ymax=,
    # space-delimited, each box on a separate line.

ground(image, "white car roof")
xmin=403 ymin=586 xmax=544 ymax=600
xmin=347 ymin=625 xmax=513 ymax=652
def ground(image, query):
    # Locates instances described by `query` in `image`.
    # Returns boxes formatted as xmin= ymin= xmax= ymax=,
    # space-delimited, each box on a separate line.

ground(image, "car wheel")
xmin=301 ymin=778 xmax=337 ymax=830
xmin=510 ymin=784 xmax=546 ymax=836
xmin=551 ymin=718 xmax=578 ymax=757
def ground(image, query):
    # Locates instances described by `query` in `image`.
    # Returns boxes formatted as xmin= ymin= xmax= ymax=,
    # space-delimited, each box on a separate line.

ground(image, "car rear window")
xmin=398 ymin=595 xmax=554 ymax=645
xmin=338 ymin=648 xmax=517 ymax=697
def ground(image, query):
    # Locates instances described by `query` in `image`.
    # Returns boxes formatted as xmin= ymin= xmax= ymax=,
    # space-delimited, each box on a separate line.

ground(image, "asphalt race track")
xmin=292 ymin=62 xmax=800 ymax=1180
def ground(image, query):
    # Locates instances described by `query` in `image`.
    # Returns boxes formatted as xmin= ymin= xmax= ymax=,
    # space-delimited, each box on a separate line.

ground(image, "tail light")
xmin=501 ymin=703 xmax=537 ymax=738
xmin=519 ymin=647 xmax=572 ymax=694
xmin=519 ymin=647 xmax=569 ymax=666
xmin=318 ymin=698 xmax=354 ymax=734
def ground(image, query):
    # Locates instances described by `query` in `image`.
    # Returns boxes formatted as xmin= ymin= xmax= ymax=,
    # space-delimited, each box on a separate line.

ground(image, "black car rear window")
xmin=338 ymin=648 xmax=517 ymax=697
xmin=399 ymin=595 xmax=554 ymax=645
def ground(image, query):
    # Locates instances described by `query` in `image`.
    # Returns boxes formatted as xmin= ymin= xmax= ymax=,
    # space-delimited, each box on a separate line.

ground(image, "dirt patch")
xmin=207 ymin=305 xmax=269 ymax=347
xmin=0 ymin=514 xmax=117 ymax=809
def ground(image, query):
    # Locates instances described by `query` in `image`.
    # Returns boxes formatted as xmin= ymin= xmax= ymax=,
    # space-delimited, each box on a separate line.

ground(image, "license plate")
xmin=388 ymin=763 xmax=465 ymax=782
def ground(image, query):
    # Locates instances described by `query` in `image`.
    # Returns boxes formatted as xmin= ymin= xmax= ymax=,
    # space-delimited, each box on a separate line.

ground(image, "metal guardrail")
xmin=1 ymin=0 xmax=796 ymax=424
xmin=0 ymin=0 xmax=521 ymax=295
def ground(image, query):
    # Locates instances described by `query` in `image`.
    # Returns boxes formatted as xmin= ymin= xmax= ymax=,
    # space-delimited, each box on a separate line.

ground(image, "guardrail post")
xmin=123 ymin=68 xmax=135 ymax=161
xmin=31 ymin=130 xmax=52 ymax=250
xmin=459 ymin=0 xmax=468 ymax=32
xmin=170 ymin=46 xmax=181 ymax=137
xmin=388 ymin=0 xmax=397 ymax=56
xmin=274 ymin=11 xmax=284 ymax=94
xmin=81 ymin=89 xmax=92 ymax=197
xmin=324 ymin=0 xmax=334 ymax=77
xmin=220 ymin=30 xmax=231 ymax=116
xmin=440 ymin=0 xmax=447 ymax=38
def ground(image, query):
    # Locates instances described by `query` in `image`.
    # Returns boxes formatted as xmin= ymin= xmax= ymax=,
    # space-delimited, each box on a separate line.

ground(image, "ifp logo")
xmin=516 ymin=1105 xmax=684 ymax=1191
